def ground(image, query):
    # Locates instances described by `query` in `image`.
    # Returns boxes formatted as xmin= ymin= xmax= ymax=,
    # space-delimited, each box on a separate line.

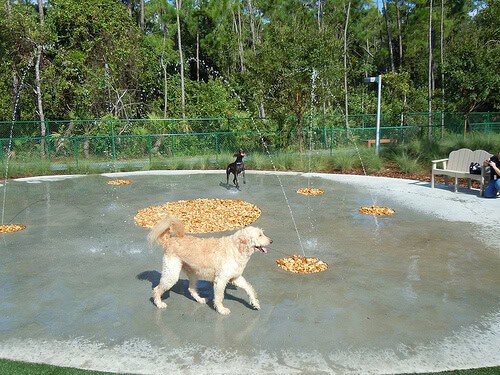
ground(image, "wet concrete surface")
xmin=0 ymin=171 xmax=499 ymax=374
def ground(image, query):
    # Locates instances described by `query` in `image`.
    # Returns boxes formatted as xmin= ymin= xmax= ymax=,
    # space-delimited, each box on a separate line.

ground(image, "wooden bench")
xmin=431 ymin=148 xmax=491 ymax=196
xmin=364 ymin=138 xmax=397 ymax=147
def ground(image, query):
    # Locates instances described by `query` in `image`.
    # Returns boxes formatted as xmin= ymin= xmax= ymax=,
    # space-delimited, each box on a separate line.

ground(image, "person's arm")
xmin=489 ymin=160 xmax=500 ymax=175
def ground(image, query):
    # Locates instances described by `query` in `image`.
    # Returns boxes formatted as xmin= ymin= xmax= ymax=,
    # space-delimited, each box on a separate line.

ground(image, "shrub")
xmin=394 ymin=152 xmax=421 ymax=174
xmin=356 ymin=148 xmax=384 ymax=173
xmin=331 ymin=149 xmax=358 ymax=172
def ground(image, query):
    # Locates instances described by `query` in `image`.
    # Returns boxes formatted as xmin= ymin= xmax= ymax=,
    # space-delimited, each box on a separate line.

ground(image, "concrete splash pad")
xmin=0 ymin=171 xmax=499 ymax=374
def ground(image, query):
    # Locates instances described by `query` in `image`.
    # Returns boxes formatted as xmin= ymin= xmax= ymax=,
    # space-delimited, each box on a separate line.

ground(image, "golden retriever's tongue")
xmin=256 ymin=246 xmax=268 ymax=253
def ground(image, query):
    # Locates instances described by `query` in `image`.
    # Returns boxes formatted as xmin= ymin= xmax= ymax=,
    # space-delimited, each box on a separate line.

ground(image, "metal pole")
xmin=375 ymin=75 xmax=382 ymax=155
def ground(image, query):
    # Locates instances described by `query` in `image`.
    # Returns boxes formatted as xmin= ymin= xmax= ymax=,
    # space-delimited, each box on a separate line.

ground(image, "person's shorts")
xmin=484 ymin=179 xmax=498 ymax=198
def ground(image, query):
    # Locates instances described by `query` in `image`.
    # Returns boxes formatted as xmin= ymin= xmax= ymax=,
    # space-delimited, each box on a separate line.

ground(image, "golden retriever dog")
xmin=148 ymin=215 xmax=272 ymax=315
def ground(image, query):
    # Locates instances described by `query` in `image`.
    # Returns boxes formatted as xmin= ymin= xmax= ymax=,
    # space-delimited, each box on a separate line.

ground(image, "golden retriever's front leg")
xmin=152 ymin=285 xmax=168 ymax=309
xmin=232 ymin=276 xmax=260 ymax=310
xmin=213 ymin=277 xmax=231 ymax=315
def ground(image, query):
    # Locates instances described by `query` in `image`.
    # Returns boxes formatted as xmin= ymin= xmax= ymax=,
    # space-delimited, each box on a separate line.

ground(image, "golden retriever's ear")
xmin=237 ymin=234 xmax=249 ymax=253
xmin=238 ymin=237 xmax=248 ymax=253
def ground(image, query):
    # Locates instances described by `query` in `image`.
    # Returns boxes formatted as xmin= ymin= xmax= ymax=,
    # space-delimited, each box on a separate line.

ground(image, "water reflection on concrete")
xmin=0 ymin=171 xmax=498 ymax=374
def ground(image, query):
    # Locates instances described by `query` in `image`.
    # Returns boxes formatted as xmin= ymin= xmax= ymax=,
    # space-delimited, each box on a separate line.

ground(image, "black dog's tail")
xmin=148 ymin=215 xmax=185 ymax=246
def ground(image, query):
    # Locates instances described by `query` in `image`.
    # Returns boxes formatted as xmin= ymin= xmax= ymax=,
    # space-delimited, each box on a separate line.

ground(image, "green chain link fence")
xmin=0 ymin=112 xmax=498 ymax=167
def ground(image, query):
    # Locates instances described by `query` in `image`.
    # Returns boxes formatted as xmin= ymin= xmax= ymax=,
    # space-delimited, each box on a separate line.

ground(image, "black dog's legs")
xmin=233 ymin=172 xmax=239 ymax=189
xmin=225 ymin=162 xmax=244 ymax=189
xmin=226 ymin=163 xmax=237 ymax=188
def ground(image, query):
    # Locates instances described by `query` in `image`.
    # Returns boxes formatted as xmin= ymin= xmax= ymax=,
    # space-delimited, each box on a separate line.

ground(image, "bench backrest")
xmin=447 ymin=148 xmax=491 ymax=172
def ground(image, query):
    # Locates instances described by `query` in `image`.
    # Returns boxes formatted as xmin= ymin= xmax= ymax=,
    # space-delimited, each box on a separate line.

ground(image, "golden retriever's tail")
xmin=148 ymin=215 xmax=185 ymax=245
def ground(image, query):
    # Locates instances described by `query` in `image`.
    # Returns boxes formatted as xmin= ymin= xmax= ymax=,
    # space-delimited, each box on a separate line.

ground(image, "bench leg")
xmin=454 ymin=177 xmax=458 ymax=192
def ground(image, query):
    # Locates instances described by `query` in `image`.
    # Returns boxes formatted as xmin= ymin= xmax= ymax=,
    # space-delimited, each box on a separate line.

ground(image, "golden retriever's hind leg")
xmin=187 ymin=273 xmax=207 ymax=304
xmin=152 ymin=257 xmax=182 ymax=309
xmin=213 ymin=277 xmax=231 ymax=315
xmin=232 ymin=276 xmax=260 ymax=310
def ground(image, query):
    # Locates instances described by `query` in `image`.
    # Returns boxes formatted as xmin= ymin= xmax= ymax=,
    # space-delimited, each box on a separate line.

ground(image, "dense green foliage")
xmin=0 ymin=0 xmax=499 ymax=139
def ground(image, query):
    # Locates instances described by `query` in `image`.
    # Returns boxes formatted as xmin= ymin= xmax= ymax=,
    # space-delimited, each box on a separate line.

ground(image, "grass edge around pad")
xmin=0 ymin=358 xmax=114 ymax=375
xmin=0 ymin=358 xmax=498 ymax=375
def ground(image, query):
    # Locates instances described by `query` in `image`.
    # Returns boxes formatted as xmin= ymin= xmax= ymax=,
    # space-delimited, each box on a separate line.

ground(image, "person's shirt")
xmin=490 ymin=155 xmax=500 ymax=179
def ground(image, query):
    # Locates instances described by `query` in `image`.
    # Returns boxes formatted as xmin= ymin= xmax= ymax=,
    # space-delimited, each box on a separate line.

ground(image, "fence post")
xmin=329 ymin=129 xmax=334 ymax=156
xmin=323 ymin=125 xmax=327 ymax=150
xmin=171 ymin=119 xmax=175 ymax=157
xmin=148 ymin=134 xmax=152 ymax=164
xmin=74 ymin=137 xmax=79 ymax=167
xmin=110 ymin=121 xmax=116 ymax=162
xmin=46 ymin=120 xmax=52 ymax=160
xmin=215 ymin=132 xmax=219 ymax=163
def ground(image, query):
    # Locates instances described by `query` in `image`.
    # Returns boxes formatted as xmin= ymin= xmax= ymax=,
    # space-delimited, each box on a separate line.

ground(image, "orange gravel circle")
xmin=297 ymin=187 xmax=324 ymax=196
xmin=107 ymin=179 xmax=132 ymax=185
xmin=0 ymin=224 xmax=26 ymax=234
xmin=276 ymin=255 xmax=328 ymax=274
xmin=359 ymin=205 xmax=395 ymax=216
xmin=134 ymin=198 xmax=262 ymax=233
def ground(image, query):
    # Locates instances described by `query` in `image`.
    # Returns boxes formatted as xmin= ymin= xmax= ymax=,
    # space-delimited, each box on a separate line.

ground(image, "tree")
xmin=382 ymin=0 xmax=395 ymax=72
xmin=344 ymin=1 xmax=351 ymax=128
xmin=444 ymin=0 xmax=500 ymax=128
xmin=428 ymin=0 xmax=434 ymax=141
xmin=35 ymin=0 xmax=47 ymax=156
xmin=0 ymin=0 xmax=498 ymax=127
xmin=175 ymin=0 xmax=186 ymax=119
xmin=247 ymin=0 xmax=343 ymax=151
xmin=43 ymin=0 xmax=145 ymax=127
xmin=140 ymin=0 xmax=145 ymax=31
xmin=395 ymin=0 xmax=403 ymax=68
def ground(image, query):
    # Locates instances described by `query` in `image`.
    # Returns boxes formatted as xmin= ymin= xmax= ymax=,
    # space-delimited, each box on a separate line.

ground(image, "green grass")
xmin=0 ymin=358 xmax=112 ymax=374
xmin=415 ymin=368 xmax=500 ymax=375
xmin=0 ymin=358 xmax=497 ymax=374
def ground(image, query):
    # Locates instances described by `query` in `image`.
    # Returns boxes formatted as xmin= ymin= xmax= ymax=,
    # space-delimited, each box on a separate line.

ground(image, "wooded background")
xmin=0 ymin=0 xmax=498 ymax=140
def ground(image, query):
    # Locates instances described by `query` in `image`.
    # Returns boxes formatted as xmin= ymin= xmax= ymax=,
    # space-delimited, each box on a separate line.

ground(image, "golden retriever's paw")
xmin=195 ymin=297 xmax=207 ymax=304
xmin=155 ymin=301 xmax=168 ymax=309
xmin=216 ymin=306 xmax=231 ymax=315
xmin=251 ymin=301 xmax=261 ymax=310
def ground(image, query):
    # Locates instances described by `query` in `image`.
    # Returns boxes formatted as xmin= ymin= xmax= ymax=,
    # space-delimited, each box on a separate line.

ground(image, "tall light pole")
xmin=363 ymin=75 xmax=382 ymax=155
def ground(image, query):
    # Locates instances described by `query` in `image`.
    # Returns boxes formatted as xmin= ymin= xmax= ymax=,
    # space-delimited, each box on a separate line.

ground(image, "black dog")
xmin=226 ymin=162 xmax=246 ymax=189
